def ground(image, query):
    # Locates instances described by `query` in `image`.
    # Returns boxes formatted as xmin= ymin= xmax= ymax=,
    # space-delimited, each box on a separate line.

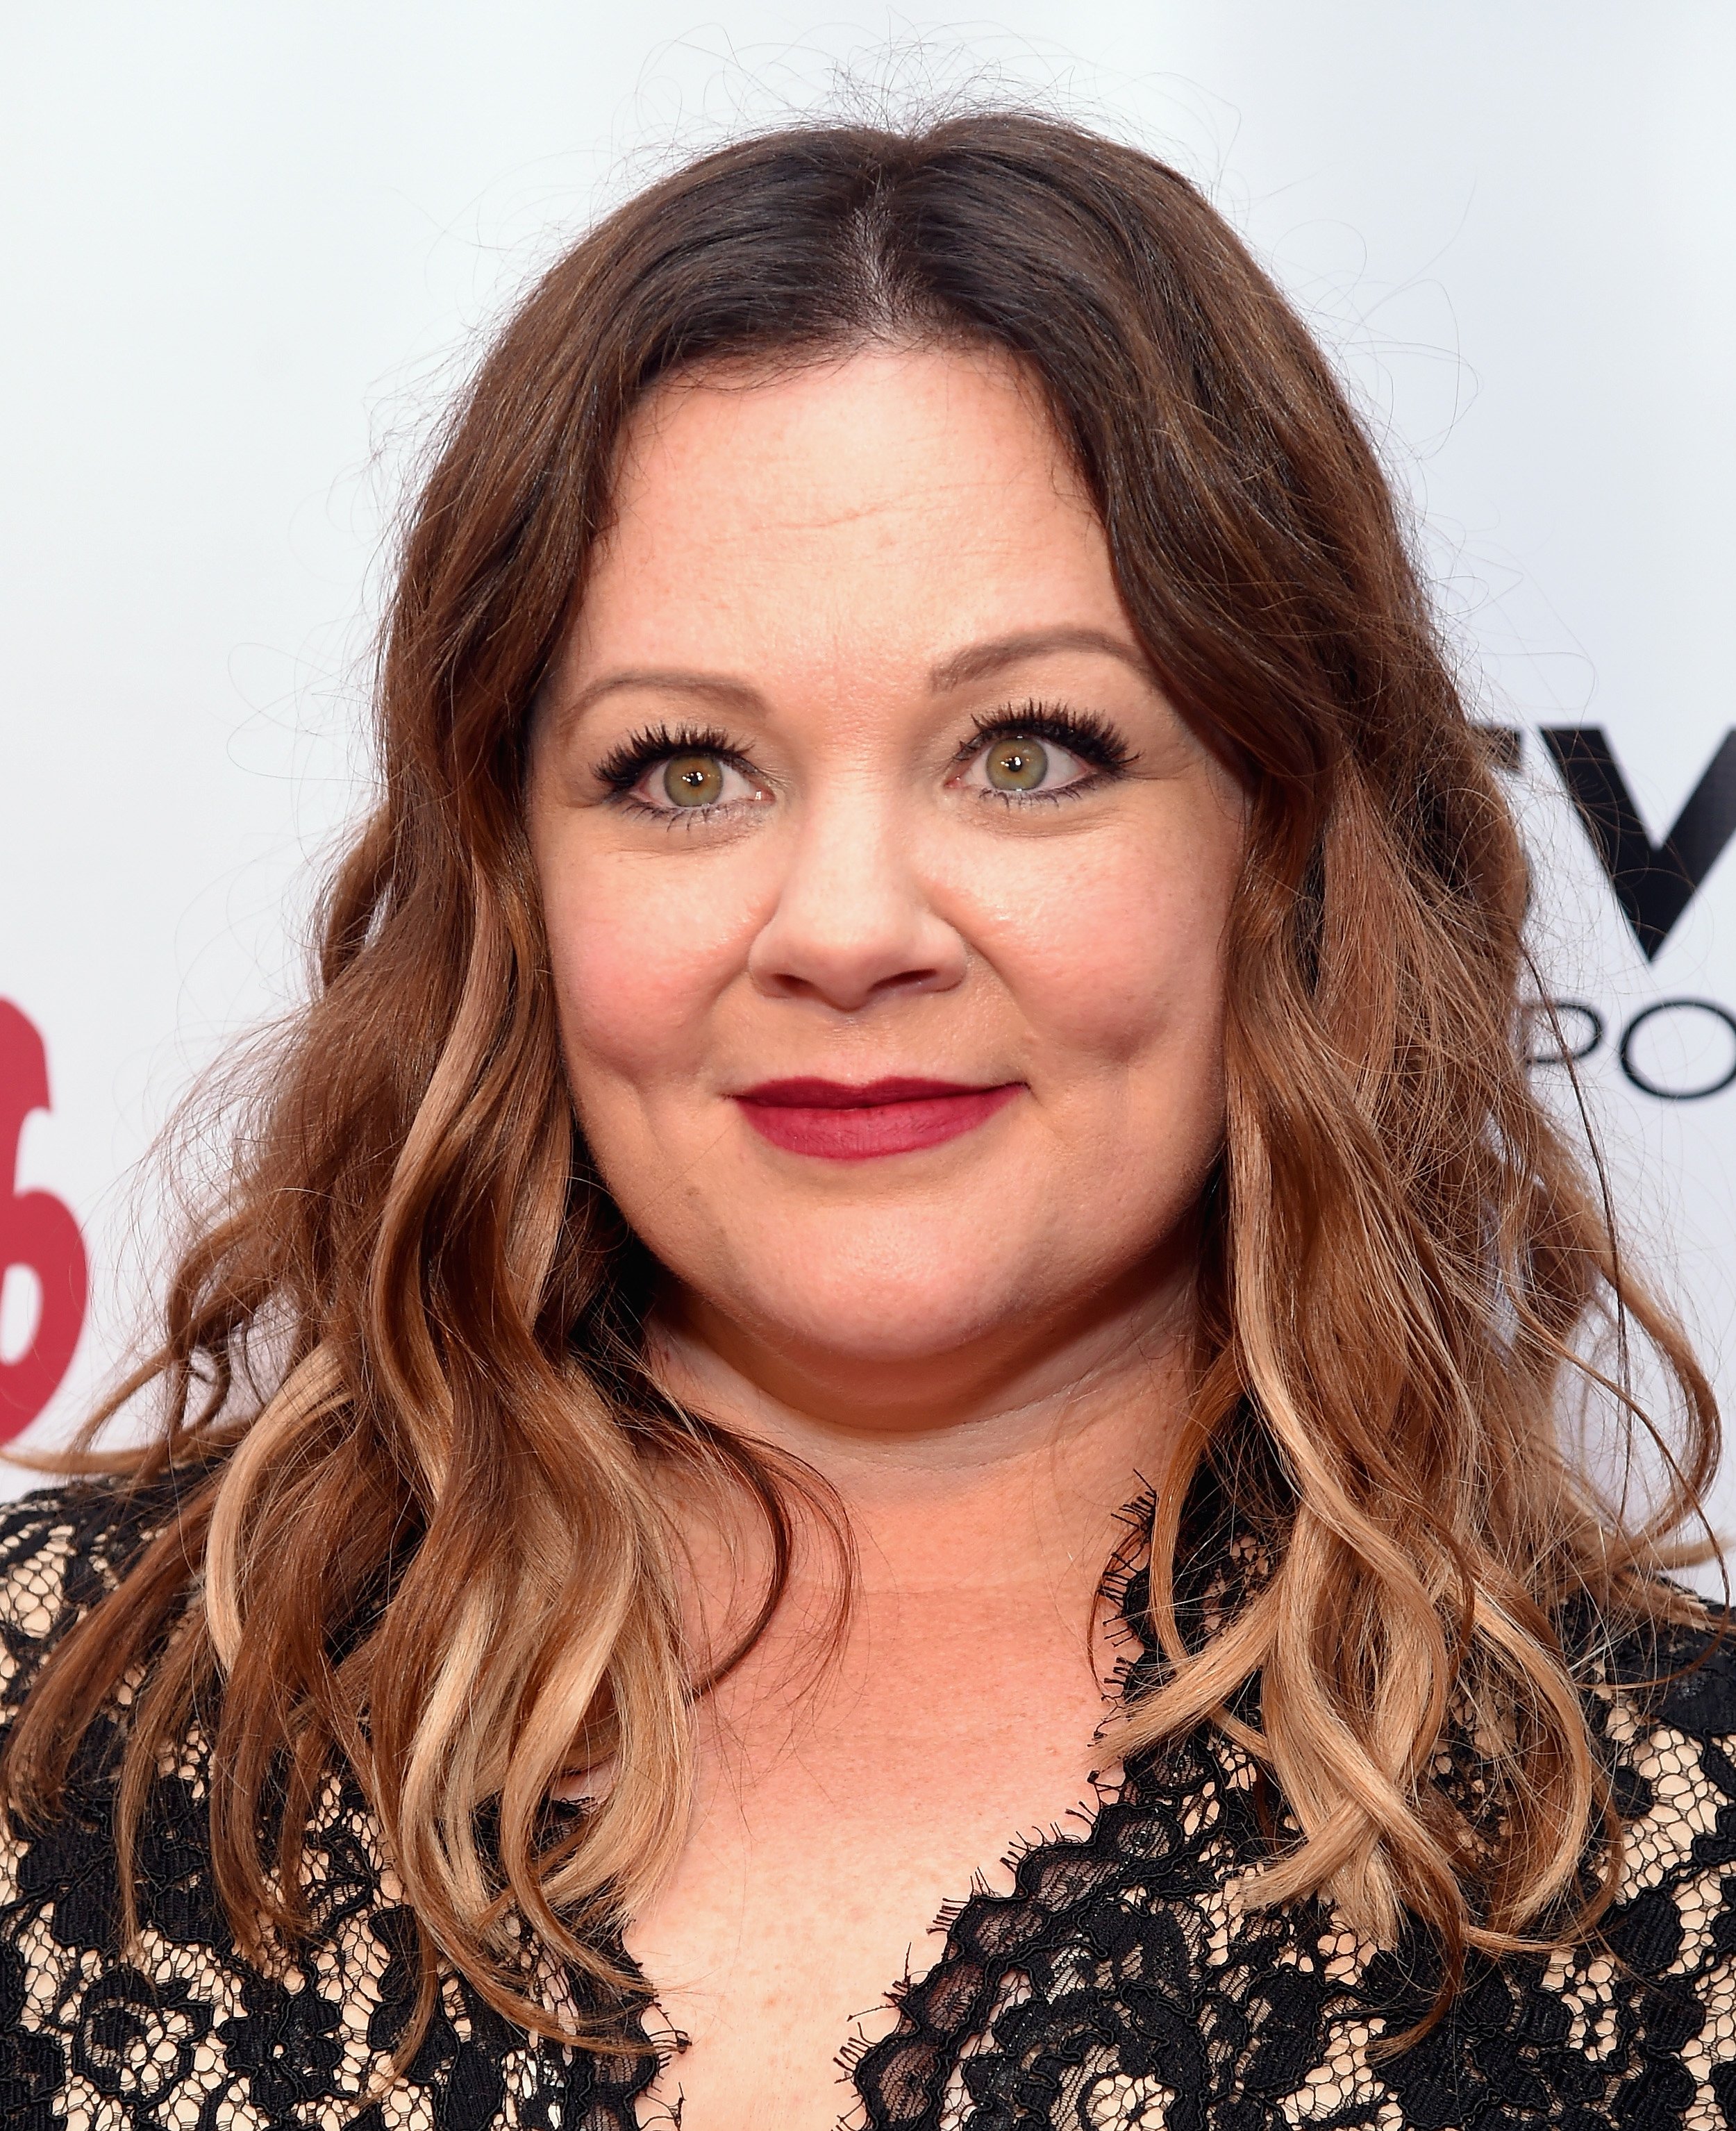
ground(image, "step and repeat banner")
xmin=3 ymin=5 xmax=1733 ymax=1571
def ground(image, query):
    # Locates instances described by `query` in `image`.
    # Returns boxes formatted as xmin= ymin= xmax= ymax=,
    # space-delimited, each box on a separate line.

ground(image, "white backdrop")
xmin=3 ymin=3 xmax=1733 ymax=1576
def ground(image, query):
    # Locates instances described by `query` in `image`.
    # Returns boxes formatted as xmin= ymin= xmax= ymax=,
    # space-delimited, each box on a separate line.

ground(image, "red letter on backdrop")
xmin=0 ymin=1001 xmax=87 ymax=1443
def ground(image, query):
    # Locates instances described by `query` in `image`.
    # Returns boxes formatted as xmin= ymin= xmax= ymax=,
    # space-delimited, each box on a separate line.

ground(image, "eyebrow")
xmin=927 ymin=626 xmax=1157 ymax=692
xmin=551 ymin=624 xmax=1158 ymax=733
xmin=556 ymin=670 xmax=767 ymax=724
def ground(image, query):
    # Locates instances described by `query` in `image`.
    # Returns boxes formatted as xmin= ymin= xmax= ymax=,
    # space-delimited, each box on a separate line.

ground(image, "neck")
xmin=646 ymin=1264 xmax=1192 ymax=1595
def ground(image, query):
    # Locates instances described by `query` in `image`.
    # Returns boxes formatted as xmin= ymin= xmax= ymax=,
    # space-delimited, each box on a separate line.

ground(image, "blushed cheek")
xmin=543 ymin=867 xmax=745 ymax=1088
xmin=983 ymin=842 xmax=1234 ymax=1074
xmin=1026 ymin=861 xmax=1232 ymax=1222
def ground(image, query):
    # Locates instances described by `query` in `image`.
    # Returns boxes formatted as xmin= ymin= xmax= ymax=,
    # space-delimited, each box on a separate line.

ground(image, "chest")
xmin=624 ymin=1578 xmax=1119 ymax=2130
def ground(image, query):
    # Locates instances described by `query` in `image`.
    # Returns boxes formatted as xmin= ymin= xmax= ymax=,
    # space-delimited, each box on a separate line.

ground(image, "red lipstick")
xmin=733 ymin=1076 xmax=1021 ymax=1160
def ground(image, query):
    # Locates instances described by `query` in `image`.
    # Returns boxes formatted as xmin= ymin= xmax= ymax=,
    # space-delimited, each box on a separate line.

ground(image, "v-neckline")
xmin=621 ymin=1494 xmax=1162 ymax=2130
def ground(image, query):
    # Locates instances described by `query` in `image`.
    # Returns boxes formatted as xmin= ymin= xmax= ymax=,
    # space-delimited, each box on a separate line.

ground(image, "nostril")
xmin=874 ymin=965 xmax=946 ymax=996
xmin=765 ymin=964 xmax=942 ymax=1010
xmin=744 ymin=845 xmax=969 ymax=1009
xmin=753 ymin=957 xmax=958 ymax=1014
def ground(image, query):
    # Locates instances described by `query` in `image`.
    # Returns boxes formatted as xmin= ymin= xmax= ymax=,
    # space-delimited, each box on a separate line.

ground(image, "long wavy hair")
xmin=3 ymin=111 xmax=1719 ymax=2047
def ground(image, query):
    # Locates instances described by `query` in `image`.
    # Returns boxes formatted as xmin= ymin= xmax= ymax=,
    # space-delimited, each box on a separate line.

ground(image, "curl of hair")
xmin=3 ymin=112 xmax=1719 ymax=2050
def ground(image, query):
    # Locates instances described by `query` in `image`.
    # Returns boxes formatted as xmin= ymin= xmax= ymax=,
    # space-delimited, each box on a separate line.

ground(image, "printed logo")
xmin=1537 ymin=728 xmax=1736 ymax=960
xmin=0 ymin=1000 xmax=87 ymax=1443
xmin=1485 ymin=728 xmax=1736 ymax=1099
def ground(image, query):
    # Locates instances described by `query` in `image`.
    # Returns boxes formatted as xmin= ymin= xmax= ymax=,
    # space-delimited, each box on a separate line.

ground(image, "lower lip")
xmin=735 ymin=1085 xmax=1021 ymax=1160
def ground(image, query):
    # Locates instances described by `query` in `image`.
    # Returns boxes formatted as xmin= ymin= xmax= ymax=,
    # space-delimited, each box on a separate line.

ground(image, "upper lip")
xmin=733 ymin=1076 xmax=1014 ymax=1108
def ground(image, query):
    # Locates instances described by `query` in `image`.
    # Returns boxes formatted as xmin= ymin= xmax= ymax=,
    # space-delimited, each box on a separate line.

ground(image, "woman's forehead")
xmin=624 ymin=344 xmax=1081 ymax=524
xmin=563 ymin=344 xmax=1112 ymax=681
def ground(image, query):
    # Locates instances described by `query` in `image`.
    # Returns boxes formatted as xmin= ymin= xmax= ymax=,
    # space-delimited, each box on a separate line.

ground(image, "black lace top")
xmin=3 ymin=1480 xmax=1735 ymax=2130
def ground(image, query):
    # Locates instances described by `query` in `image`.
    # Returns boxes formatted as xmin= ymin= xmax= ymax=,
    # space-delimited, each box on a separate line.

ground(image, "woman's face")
xmin=529 ymin=344 xmax=1244 ymax=1404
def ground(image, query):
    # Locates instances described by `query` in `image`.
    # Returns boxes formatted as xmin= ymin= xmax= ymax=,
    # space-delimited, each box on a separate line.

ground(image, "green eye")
xmin=984 ymin=736 xmax=1049 ymax=792
xmin=662 ymin=754 xmax=726 ymax=807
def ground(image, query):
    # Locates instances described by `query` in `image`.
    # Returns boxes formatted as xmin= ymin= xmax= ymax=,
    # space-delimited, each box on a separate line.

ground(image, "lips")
xmin=733 ymin=1076 xmax=1021 ymax=1160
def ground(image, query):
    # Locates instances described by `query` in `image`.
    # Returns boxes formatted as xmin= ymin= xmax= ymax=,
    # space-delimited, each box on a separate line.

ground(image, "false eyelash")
xmin=593 ymin=722 xmax=746 ymax=794
xmin=958 ymin=700 xmax=1133 ymax=775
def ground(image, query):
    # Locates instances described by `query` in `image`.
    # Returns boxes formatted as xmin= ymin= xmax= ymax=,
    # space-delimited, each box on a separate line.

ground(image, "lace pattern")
xmin=2 ymin=1483 xmax=1734 ymax=2130
xmin=0 ymin=1484 xmax=655 ymax=2131
xmin=852 ymin=1566 xmax=1736 ymax=2130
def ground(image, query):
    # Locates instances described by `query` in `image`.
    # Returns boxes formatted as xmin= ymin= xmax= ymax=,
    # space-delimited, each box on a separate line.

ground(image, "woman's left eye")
xmin=957 ymin=730 xmax=1096 ymax=799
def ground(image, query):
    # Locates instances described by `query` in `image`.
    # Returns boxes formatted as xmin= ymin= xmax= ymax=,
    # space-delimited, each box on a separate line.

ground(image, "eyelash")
xmin=594 ymin=723 xmax=749 ymax=799
xmin=593 ymin=701 xmax=1133 ymax=814
xmin=953 ymin=701 xmax=1132 ymax=782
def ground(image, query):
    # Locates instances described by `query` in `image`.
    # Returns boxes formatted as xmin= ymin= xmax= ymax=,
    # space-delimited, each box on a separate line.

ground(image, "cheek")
xmin=964 ymin=820 xmax=1236 ymax=1074
xmin=542 ymin=853 xmax=756 ymax=1085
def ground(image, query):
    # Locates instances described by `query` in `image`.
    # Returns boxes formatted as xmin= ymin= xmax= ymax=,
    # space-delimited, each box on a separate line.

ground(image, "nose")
xmin=746 ymin=799 xmax=967 ymax=1012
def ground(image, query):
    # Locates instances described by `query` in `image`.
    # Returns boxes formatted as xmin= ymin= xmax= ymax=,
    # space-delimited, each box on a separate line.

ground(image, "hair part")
xmin=2 ymin=110 xmax=1719 ymax=2055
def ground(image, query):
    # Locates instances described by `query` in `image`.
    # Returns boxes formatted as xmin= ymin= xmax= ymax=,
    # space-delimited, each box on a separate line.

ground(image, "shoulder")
xmin=1589 ymin=1586 xmax=1736 ymax=1871
xmin=0 ymin=1473 xmax=182 ymax=1714
xmin=1563 ymin=1589 xmax=1736 ymax=1982
xmin=1343 ymin=1603 xmax=1736 ymax=2126
xmin=0 ymin=1476 xmax=658 ymax=2130
xmin=1587 ymin=1585 xmax=1736 ymax=1738
xmin=1547 ymin=1584 xmax=1736 ymax=1828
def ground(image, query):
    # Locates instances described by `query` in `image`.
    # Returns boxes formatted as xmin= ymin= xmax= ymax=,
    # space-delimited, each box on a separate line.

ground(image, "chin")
xmin=700 ymin=1217 xmax=1081 ymax=1369
xmin=752 ymin=1286 xmax=1018 ymax=1367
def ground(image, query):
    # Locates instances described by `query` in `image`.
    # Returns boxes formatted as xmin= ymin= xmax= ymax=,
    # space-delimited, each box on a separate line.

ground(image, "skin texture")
xmin=528 ymin=344 xmax=1245 ymax=2130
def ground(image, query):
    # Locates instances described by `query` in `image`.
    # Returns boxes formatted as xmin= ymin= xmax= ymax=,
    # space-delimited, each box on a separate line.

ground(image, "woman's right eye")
xmin=623 ymin=750 xmax=765 ymax=814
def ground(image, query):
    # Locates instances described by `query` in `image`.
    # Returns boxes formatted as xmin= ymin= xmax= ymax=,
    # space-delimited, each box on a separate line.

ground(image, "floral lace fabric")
xmin=2 ymin=1480 xmax=1735 ymax=2131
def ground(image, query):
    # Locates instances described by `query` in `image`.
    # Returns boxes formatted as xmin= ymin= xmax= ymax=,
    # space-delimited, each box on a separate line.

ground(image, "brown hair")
xmin=3 ymin=110 xmax=1719 ymax=2046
